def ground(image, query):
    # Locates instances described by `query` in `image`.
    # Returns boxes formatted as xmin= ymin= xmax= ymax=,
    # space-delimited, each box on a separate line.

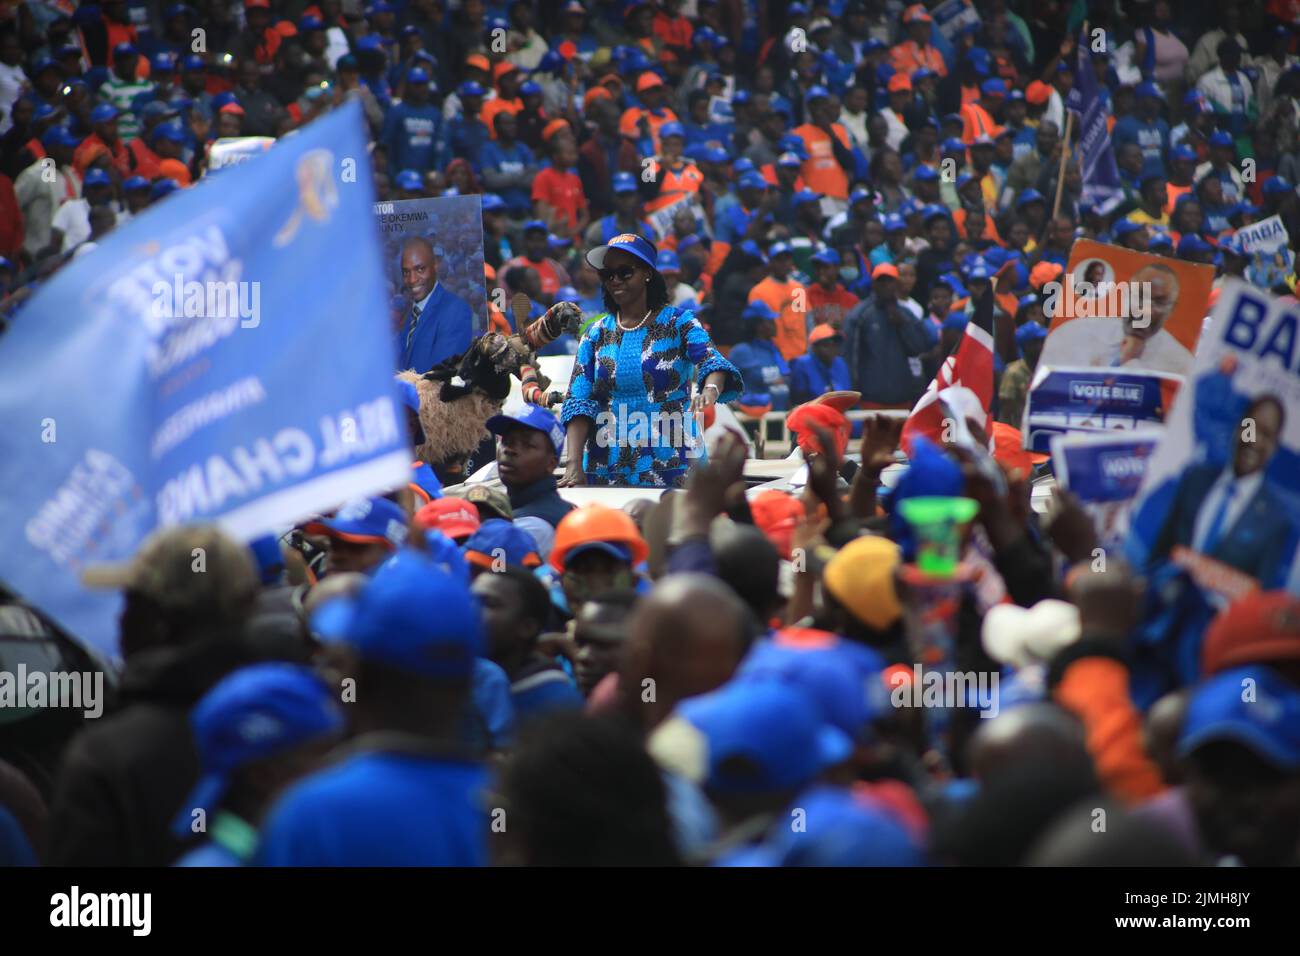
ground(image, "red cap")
xmin=787 ymin=401 xmax=851 ymax=459
xmin=1025 ymin=80 xmax=1052 ymax=105
xmin=219 ymin=102 xmax=246 ymax=115
xmin=750 ymin=490 xmax=804 ymax=560
xmin=990 ymin=422 xmax=1048 ymax=478
xmin=244 ymin=0 xmax=270 ymax=9
xmin=413 ymin=498 xmax=481 ymax=540
xmin=1203 ymin=591 xmax=1300 ymax=675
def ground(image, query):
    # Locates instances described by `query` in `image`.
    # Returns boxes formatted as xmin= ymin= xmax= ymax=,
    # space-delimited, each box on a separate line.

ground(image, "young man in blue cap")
xmin=381 ymin=65 xmax=442 ymax=178
xmin=302 ymin=496 xmax=408 ymax=576
xmin=480 ymin=110 xmax=538 ymax=217
xmin=258 ymin=548 xmax=492 ymax=866
xmin=728 ymin=300 xmax=791 ymax=413
xmin=585 ymin=171 xmax=654 ymax=248
xmin=172 ymin=663 xmax=345 ymax=866
xmin=486 ymin=405 xmax=575 ymax=528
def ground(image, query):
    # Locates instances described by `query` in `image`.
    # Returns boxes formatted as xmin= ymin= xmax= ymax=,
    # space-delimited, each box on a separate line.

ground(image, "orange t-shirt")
xmin=749 ymin=276 xmax=810 ymax=360
xmin=531 ymin=166 xmax=587 ymax=234
xmin=793 ymin=123 xmax=852 ymax=200
xmin=806 ymin=284 xmax=859 ymax=329
xmin=889 ymin=40 xmax=947 ymax=77
xmin=619 ymin=106 xmax=679 ymax=154
xmin=645 ymin=159 xmax=704 ymax=213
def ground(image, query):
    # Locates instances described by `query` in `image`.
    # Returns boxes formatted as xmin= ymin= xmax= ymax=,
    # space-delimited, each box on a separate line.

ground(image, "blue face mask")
xmin=840 ymin=266 xmax=859 ymax=282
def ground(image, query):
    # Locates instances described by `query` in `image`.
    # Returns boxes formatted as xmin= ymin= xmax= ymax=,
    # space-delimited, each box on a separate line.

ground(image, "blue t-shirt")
xmin=480 ymin=138 xmax=536 ymax=214
xmin=1112 ymin=116 xmax=1170 ymax=180
xmin=729 ymin=339 xmax=790 ymax=410
xmin=789 ymin=353 xmax=853 ymax=404
xmin=255 ymin=751 xmax=489 ymax=866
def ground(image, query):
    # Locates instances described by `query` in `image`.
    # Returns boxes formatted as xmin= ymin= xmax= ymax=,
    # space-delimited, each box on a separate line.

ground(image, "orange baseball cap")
xmin=484 ymin=262 xmax=497 ymax=281
xmin=808 ymin=324 xmax=843 ymax=345
xmin=1203 ymin=591 xmax=1300 ymax=674
xmin=494 ymin=61 xmax=519 ymax=80
xmin=158 ymin=158 xmax=191 ymax=187
xmin=888 ymin=74 xmax=913 ymax=93
xmin=1029 ymin=261 xmax=1063 ymax=290
xmin=542 ymin=118 xmax=571 ymax=141
xmin=903 ymin=3 xmax=932 ymax=23
xmin=583 ymin=87 xmax=613 ymax=109
xmin=1025 ymin=80 xmax=1052 ymax=105
xmin=636 ymin=71 xmax=664 ymax=93
xmin=872 ymin=263 xmax=900 ymax=280
xmin=990 ymin=422 xmax=1048 ymax=477
xmin=749 ymin=490 xmax=804 ymax=561
xmin=413 ymin=498 xmax=481 ymax=541
xmin=466 ymin=53 xmax=491 ymax=73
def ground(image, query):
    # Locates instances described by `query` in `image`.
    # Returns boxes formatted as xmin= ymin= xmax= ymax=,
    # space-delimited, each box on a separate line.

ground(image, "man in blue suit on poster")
xmin=1149 ymin=393 xmax=1297 ymax=588
xmin=396 ymin=235 xmax=474 ymax=372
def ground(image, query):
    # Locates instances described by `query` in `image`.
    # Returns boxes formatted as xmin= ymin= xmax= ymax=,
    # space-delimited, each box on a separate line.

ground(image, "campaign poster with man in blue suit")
xmin=376 ymin=195 xmax=486 ymax=373
xmin=1125 ymin=280 xmax=1300 ymax=700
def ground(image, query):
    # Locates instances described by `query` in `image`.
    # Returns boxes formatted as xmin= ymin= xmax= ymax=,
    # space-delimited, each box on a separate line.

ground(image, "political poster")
xmin=932 ymin=0 xmax=980 ymax=43
xmin=374 ymin=195 xmax=487 ymax=339
xmin=1236 ymin=214 xmax=1295 ymax=292
xmin=0 ymin=102 xmax=410 ymax=662
xmin=1050 ymin=430 xmax=1161 ymax=547
xmin=1021 ymin=364 xmax=1182 ymax=453
xmin=1037 ymin=239 xmax=1214 ymax=379
xmin=1126 ymin=278 xmax=1300 ymax=603
xmin=206 ymin=136 xmax=276 ymax=173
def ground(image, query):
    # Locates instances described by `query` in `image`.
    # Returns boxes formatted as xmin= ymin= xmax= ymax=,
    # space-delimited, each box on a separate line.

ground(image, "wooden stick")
xmin=1052 ymin=24 xmax=1085 ymax=220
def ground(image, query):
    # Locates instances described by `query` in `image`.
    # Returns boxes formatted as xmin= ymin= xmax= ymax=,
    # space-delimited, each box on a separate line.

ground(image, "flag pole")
xmin=1052 ymin=24 xmax=1085 ymax=220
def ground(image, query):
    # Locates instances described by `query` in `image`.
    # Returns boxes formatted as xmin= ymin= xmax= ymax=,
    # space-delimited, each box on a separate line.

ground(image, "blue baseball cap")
xmin=83 ymin=168 xmax=112 ymax=188
xmin=90 ymin=103 xmax=118 ymax=124
xmin=480 ymin=192 xmax=506 ymax=212
xmin=914 ymin=165 xmax=940 ymax=182
xmin=768 ymin=240 xmax=795 ymax=258
xmin=303 ymin=496 xmax=409 ymax=548
xmin=849 ymin=187 xmax=873 ymax=205
xmin=587 ymin=232 xmax=658 ymax=271
xmin=805 ymin=84 xmax=832 ymax=103
xmin=1208 ymin=130 xmax=1234 ymax=148
xmin=407 ymin=67 xmax=430 ymax=85
xmin=668 ymin=681 xmax=853 ymax=794
xmin=33 ymin=56 xmax=58 ymax=76
xmin=113 ymin=41 xmax=138 ymax=59
xmin=548 ymin=233 xmax=573 ymax=251
xmin=312 ymin=548 xmax=485 ymax=679
xmin=32 ymin=102 xmax=60 ymax=122
xmin=1136 ymin=81 xmax=1164 ymax=101
xmin=732 ymin=157 xmax=756 ymax=175
xmin=1232 ymin=200 xmax=1262 ymax=218
xmin=656 ymin=249 xmax=681 ymax=272
xmin=1147 ymin=230 xmax=1173 ymax=251
xmin=1179 ymin=666 xmax=1300 ymax=770
xmin=1170 ymin=144 xmax=1198 ymax=163
xmin=462 ymin=519 xmax=542 ymax=570
xmin=612 ymin=171 xmax=638 ymax=194
xmin=151 ymin=120 xmax=186 ymax=144
xmin=942 ymin=136 xmax=967 ymax=153
xmin=955 ymin=172 xmax=975 ymax=190
xmin=1264 ymin=175 xmax=1294 ymax=195
xmin=742 ymin=300 xmax=780 ymax=323
xmin=164 ymin=2 xmax=194 ymax=17
xmin=1177 ymin=233 xmax=1213 ymax=256
xmin=702 ymin=145 xmax=729 ymax=165
xmin=150 ymin=179 xmax=179 ymax=200
xmin=41 ymin=125 xmax=80 ymax=148
xmin=922 ymin=203 xmax=951 ymax=223
xmin=739 ymin=239 xmax=768 ymax=264
xmin=810 ymin=248 xmax=841 ymax=266
xmin=141 ymin=100 xmax=178 ymax=120
xmin=966 ymin=47 xmax=991 ymax=75
xmin=486 ymin=404 xmax=566 ymax=455
xmin=777 ymin=134 xmax=809 ymax=160
xmin=658 ymin=120 xmax=685 ymax=141
xmin=777 ymin=151 xmax=803 ymax=169
xmin=1015 ymin=320 xmax=1047 ymax=348
xmin=182 ymin=53 xmax=206 ymax=71
xmin=299 ymin=14 xmax=324 ymax=31
xmin=395 ymin=169 xmax=423 ymax=191
xmin=793 ymin=188 xmax=821 ymax=207
xmin=123 ymin=175 xmax=150 ymax=192
xmin=882 ymin=213 xmax=906 ymax=233
xmin=459 ymin=80 xmax=487 ymax=98
xmin=519 ymin=80 xmax=542 ymax=97
xmin=980 ymin=77 xmax=1007 ymax=97
xmin=1016 ymin=187 xmax=1046 ymax=207
xmin=1112 ymin=218 xmax=1143 ymax=237
xmin=171 ymin=663 xmax=344 ymax=837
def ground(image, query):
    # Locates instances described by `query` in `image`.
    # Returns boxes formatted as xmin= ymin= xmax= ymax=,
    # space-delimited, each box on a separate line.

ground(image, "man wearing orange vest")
xmin=643 ymin=121 xmax=704 ymax=215
xmin=748 ymin=240 xmax=810 ymax=362
xmin=890 ymin=4 xmax=947 ymax=77
xmin=619 ymin=72 xmax=679 ymax=155
xmin=793 ymin=86 xmax=856 ymax=205
xmin=961 ymin=77 xmax=1005 ymax=145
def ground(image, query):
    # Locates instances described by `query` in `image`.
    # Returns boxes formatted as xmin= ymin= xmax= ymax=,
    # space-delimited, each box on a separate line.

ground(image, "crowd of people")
xmin=1 ymin=1 xmax=1300 ymax=868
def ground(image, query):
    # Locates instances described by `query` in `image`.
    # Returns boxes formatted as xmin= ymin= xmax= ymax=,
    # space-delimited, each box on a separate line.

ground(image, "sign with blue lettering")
xmin=1124 ymin=281 xmax=1300 ymax=694
xmin=1051 ymin=430 xmax=1160 ymax=547
xmin=1022 ymin=364 xmax=1182 ymax=453
xmin=0 ymin=102 xmax=409 ymax=662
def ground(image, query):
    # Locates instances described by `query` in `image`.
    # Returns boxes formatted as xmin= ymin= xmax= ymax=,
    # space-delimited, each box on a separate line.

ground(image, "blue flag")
xmin=1067 ymin=32 xmax=1124 ymax=214
xmin=0 ymin=102 xmax=409 ymax=661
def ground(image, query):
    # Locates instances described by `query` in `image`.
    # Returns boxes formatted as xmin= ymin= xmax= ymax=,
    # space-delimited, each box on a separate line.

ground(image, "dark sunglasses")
xmin=598 ymin=266 xmax=638 ymax=283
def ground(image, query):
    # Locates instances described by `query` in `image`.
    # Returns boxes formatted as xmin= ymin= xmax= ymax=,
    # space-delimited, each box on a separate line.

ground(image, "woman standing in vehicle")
xmin=559 ymin=234 xmax=742 ymax=488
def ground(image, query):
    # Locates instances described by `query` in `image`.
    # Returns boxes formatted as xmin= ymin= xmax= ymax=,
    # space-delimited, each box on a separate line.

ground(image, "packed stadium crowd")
xmin=1 ymin=0 xmax=1299 ymax=870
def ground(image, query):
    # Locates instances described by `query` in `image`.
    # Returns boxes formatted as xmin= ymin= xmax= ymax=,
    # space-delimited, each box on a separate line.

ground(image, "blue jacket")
xmin=480 ymin=138 xmax=536 ymax=214
xmin=729 ymin=339 xmax=791 ymax=411
xmin=510 ymin=657 xmax=584 ymax=722
xmin=789 ymin=352 xmax=853 ymax=405
xmin=381 ymin=102 xmax=441 ymax=177
xmin=842 ymin=296 xmax=936 ymax=405
xmin=506 ymin=475 xmax=575 ymax=528
xmin=396 ymin=283 xmax=474 ymax=372
xmin=443 ymin=115 xmax=491 ymax=170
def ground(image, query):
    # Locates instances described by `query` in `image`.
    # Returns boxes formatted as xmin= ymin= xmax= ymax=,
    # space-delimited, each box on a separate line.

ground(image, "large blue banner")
xmin=1067 ymin=32 xmax=1124 ymax=214
xmin=0 ymin=102 xmax=410 ymax=662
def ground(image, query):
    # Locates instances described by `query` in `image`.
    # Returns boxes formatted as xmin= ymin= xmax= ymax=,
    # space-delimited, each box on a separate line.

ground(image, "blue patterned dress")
xmin=561 ymin=306 xmax=743 ymax=487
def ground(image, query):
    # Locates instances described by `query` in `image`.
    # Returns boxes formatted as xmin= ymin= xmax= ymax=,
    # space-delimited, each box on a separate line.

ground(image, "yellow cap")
xmin=822 ymin=535 xmax=903 ymax=632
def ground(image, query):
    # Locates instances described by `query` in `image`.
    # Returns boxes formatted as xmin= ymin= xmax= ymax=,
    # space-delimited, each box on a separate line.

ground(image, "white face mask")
xmin=840 ymin=266 xmax=859 ymax=282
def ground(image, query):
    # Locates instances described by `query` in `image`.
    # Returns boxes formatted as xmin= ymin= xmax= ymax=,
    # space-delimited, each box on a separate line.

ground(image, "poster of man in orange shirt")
xmin=748 ymin=241 xmax=809 ymax=361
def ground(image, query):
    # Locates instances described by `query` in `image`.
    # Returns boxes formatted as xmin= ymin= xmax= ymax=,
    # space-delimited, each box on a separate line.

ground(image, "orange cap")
xmin=1025 ymin=80 xmax=1051 ymax=105
xmin=551 ymin=504 xmax=649 ymax=571
xmin=808 ymin=324 xmax=844 ymax=345
xmin=872 ymin=262 xmax=900 ymax=280
xmin=749 ymin=490 xmax=804 ymax=560
xmin=158 ymin=158 xmax=192 ymax=187
xmin=1203 ymin=591 xmax=1300 ymax=674
xmin=888 ymin=74 xmax=912 ymax=93
xmin=636 ymin=71 xmax=664 ymax=93
xmin=494 ymin=60 xmax=519 ymax=80
xmin=485 ymin=262 xmax=497 ymax=281
xmin=990 ymin=421 xmax=1048 ymax=478
xmin=466 ymin=53 xmax=491 ymax=73
xmin=583 ymin=86 xmax=613 ymax=109
xmin=1029 ymin=261 xmax=1063 ymax=290
xmin=542 ymin=118 xmax=571 ymax=141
